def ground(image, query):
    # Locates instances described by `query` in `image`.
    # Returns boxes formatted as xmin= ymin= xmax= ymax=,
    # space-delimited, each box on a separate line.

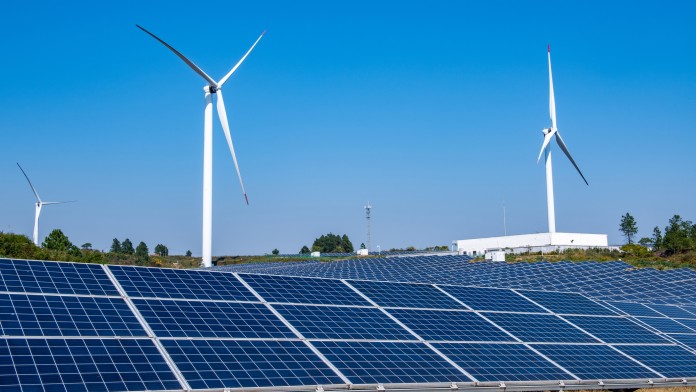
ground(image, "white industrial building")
xmin=454 ymin=232 xmax=608 ymax=256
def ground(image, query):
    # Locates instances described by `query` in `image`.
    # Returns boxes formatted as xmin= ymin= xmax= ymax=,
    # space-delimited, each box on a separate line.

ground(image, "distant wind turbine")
xmin=537 ymin=45 xmax=588 ymax=233
xmin=137 ymin=25 xmax=265 ymax=268
xmin=17 ymin=163 xmax=75 ymax=245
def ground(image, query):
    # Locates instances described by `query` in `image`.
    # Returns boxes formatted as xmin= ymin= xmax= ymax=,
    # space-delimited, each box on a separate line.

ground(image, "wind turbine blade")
xmin=555 ymin=132 xmax=589 ymax=185
xmin=548 ymin=45 xmax=556 ymax=130
xmin=217 ymin=30 xmax=266 ymax=87
xmin=136 ymin=25 xmax=218 ymax=87
xmin=537 ymin=129 xmax=555 ymax=163
xmin=16 ymin=163 xmax=41 ymax=202
xmin=42 ymin=201 xmax=77 ymax=205
xmin=216 ymin=90 xmax=249 ymax=204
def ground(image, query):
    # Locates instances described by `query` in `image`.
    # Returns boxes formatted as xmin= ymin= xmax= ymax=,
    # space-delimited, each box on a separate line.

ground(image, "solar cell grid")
xmin=438 ymin=285 xmax=548 ymax=313
xmin=483 ymin=313 xmax=598 ymax=343
xmin=670 ymin=318 xmax=696 ymax=332
xmin=387 ymin=308 xmax=514 ymax=342
xmin=531 ymin=344 xmax=659 ymax=380
xmin=606 ymin=302 xmax=664 ymax=317
xmin=0 ymin=259 xmax=118 ymax=296
xmin=667 ymin=334 xmax=696 ymax=350
xmin=516 ymin=290 xmax=616 ymax=316
xmin=347 ymin=280 xmax=466 ymax=309
xmin=562 ymin=316 xmax=669 ymax=344
xmin=109 ymin=266 xmax=256 ymax=302
xmin=311 ymin=340 xmax=471 ymax=384
xmin=133 ymin=299 xmax=295 ymax=339
xmin=636 ymin=317 xmax=695 ymax=334
xmin=0 ymin=338 xmax=181 ymax=392
xmin=433 ymin=343 xmax=571 ymax=382
xmin=239 ymin=274 xmax=370 ymax=306
xmin=274 ymin=304 xmax=414 ymax=340
xmin=162 ymin=339 xmax=344 ymax=389
xmin=647 ymin=304 xmax=696 ymax=319
xmin=616 ymin=345 xmax=696 ymax=378
xmin=0 ymin=293 xmax=145 ymax=337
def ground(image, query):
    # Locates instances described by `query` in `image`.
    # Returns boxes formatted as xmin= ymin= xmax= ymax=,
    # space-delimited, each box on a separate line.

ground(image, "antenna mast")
xmin=365 ymin=202 xmax=372 ymax=252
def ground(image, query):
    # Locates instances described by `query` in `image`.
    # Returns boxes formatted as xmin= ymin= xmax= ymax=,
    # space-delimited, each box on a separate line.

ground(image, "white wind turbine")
xmin=17 ymin=163 xmax=75 ymax=245
xmin=537 ymin=45 xmax=588 ymax=233
xmin=137 ymin=25 xmax=264 ymax=268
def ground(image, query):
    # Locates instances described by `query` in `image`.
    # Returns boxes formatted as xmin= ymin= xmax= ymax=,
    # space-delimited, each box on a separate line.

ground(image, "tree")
xmin=311 ymin=233 xmax=354 ymax=253
xmin=121 ymin=238 xmax=134 ymax=255
xmin=154 ymin=244 xmax=169 ymax=256
xmin=272 ymin=248 xmax=280 ymax=255
xmin=110 ymin=238 xmax=122 ymax=254
xmin=42 ymin=229 xmax=73 ymax=252
xmin=81 ymin=243 xmax=92 ymax=250
xmin=638 ymin=237 xmax=653 ymax=248
xmin=663 ymin=215 xmax=693 ymax=254
xmin=619 ymin=213 xmax=638 ymax=244
xmin=341 ymin=234 xmax=354 ymax=253
xmin=300 ymin=245 xmax=310 ymax=254
xmin=186 ymin=250 xmax=192 ymax=257
xmin=652 ymin=226 xmax=663 ymax=250
xmin=135 ymin=241 xmax=149 ymax=262
xmin=360 ymin=243 xmax=366 ymax=249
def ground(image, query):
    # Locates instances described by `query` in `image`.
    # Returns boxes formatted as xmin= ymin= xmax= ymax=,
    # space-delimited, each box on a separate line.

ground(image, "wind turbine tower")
xmin=365 ymin=202 xmax=372 ymax=252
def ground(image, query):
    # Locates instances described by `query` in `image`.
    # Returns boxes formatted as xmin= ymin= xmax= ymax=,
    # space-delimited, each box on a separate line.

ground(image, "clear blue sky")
xmin=1 ymin=1 xmax=694 ymax=255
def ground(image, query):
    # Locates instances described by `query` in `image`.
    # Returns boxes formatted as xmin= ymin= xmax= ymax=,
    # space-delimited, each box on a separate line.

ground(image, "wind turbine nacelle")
xmin=204 ymin=85 xmax=218 ymax=94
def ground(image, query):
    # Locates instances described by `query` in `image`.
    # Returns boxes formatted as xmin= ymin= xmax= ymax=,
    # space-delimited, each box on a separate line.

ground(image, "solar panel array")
xmin=2 ymin=256 xmax=696 ymax=391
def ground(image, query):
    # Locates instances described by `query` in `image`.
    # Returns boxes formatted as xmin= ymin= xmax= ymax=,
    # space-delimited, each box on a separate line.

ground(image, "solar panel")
xmin=531 ymin=344 xmax=659 ymax=380
xmin=0 ymin=293 xmax=145 ymax=337
xmin=606 ymin=301 xmax=664 ymax=317
xmin=616 ymin=345 xmax=696 ymax=378
xmin=438 ymin=285 xmax=548 ymax=313
xmin=667 ymin=333 xmax=696 ymax=350
xmin=274 ymin=304 xmax=414 ymax=340
xmin=161 ymin=339 xmax=344 ymax=389
xmin=0 ymin=338 xmax=181 ymax=392
xmin=517 ymin=290 xmax=616 ymax=315
xmin=239 ymin=274 xmax=370 ymax=306
xmin=132 ymin=299 xmax=295 ymax=339
xmin=387 ymin=308 xmax=514 ymax=342
xmin=0 ymin=259 xmax=118 ymax=296
xmin=636 ymin=317 xmax=695 ymax=333
xmin=109 ymin=266 xmax=256 ymax=302
xmin=347 ymin=280 xmax=466 ymax=309
xmin=672 ymin=318 xmax=696 ymax=331
xmin=483 ymin=313 xmax=598 ymax=343
xmin=562 ymin=316 xmax=669 ymax=344
xmin=647 ymin=304 xmax=696 ymax=319
xmin=311 ymin=340 xmax=471 ymax=384
xmin=432 ymin=342 xmax=571 ymax=382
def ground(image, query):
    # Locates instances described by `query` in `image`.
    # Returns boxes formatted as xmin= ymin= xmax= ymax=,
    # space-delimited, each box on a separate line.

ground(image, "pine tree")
xmin=110 ymin=238 xmax=122 ymax=253
xmin=122 ymin=238 xmax=135 ymax=255
xmin=619 ymin=213 xmax=638 ymax=244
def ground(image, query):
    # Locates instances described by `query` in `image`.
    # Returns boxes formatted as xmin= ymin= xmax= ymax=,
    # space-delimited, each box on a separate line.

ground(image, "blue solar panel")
xmin=647 ymin=304 xmax=696 ymax=319
xmin=110 ymin=266 xmax=256 ymax=301
xmin=133 ymin=299 xmax=295 ymax=339
xmin=0 ymin=338 xmax=181 ymax=392
xmin=517 ymin=290 xmax=616 ymax=315
xmin=387 ymin=308 xmax=513 ymax=342
xmin=562 ymin=316 xmax=669 ymax=344
xmin=312 ymin=340 xmax=471 ymax=384
xmin=162 ymin=339 xmax=343 ymax=389
xmin=616 ymin=345 xmax=696 ymax=378
xmin=0 ymin=259 xmax=118 ymax=296
xmin=433 ymin=343 xmax=571 ymax=382
xmin=607 ymin=302 xmax=664 ymax=317
xmin=0 ymin=293 xmax=145 ymax=337
xmin=667 ymin=334 xmax=696 ymax=350
xmin=439 ymin=285 xmax=548 ymax=313
xmin=274 ymin=304 xmax=414 ymax=340
xmin=672 ymin=318 xmax=696 ymax=331
xmin=348 ymin=280 xmax=466 ymax=309
xmin=636 ymin=317 xmax=696 ymax=333
xmin=239 ymin=274 xmax=370 ymax=306
xmin=483 ymin=313 xmax=598 ymax=343
xmin=531 ymin=344 xmax=659 ymax=380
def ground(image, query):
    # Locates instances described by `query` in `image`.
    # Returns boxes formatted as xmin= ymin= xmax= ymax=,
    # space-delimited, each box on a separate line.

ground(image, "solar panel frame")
xmin=132 ymin=298 xmax=296 ymax=339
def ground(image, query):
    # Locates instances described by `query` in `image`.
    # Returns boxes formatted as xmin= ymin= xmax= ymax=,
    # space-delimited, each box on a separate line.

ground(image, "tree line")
xmin=620 ymin=212 xmax=696 ymax=255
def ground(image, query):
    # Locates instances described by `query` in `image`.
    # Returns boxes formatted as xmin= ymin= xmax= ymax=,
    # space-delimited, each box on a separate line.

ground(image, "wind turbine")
xmin=17 ymin=163 xmax=74 ymax=246
xmin=137 ymin=25 xmax=264 ymax=268
xmin=537 ymin=45 xmax=588 ymax=233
